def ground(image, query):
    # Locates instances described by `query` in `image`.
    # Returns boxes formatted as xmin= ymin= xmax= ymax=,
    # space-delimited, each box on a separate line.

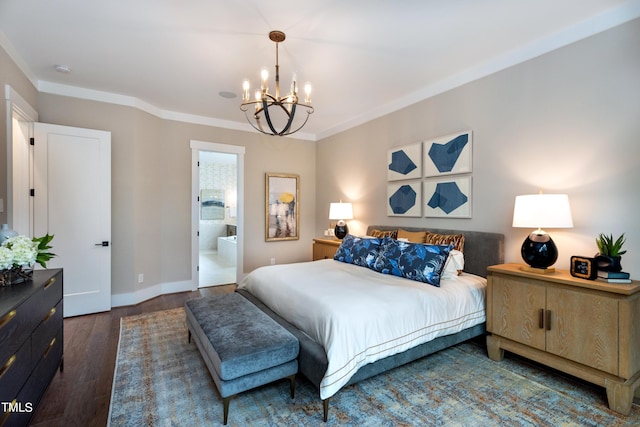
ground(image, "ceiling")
xmin=1 ymin=0 xmax=638 ymax=141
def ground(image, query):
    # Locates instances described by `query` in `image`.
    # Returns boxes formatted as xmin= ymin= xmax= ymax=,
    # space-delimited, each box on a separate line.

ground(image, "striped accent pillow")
xmin=424 ymin=232 xmax=465 ymax=252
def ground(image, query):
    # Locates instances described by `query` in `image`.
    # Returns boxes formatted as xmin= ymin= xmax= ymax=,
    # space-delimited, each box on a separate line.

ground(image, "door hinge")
xmin=197 ymin=231 xmax=200 ymax=236
xmin=197 ymin=265 xmax=200 ymax=271
xmin=197 ymin=161 xmax=200 ymax=167
xmin=30 ymin=189 xmax=35 ymax=197
xmin=30 ymin=137 xmax=35 ymax=146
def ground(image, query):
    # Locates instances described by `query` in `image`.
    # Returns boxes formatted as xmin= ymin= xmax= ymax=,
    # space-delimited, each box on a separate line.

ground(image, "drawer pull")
xmin=0 ymin=399 xmax=16 ymax=425
xmin=43 ymin=338 xmax=56 ymax=359
xmin=44 ymin=277 xmax=56 ymax=289
xmin=0 ymin=355 xmax=17 ymax=379
xmin=43 ymin=307 xmax=57 ymax=323
xmin=0 ymin=310 xmax=17 ymax=329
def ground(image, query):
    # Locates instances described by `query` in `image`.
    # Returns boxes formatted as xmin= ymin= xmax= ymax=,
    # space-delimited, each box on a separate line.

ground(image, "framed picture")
xmin=265 ymin=173 xmax=300 ymax=241
xmin=387 ymin=181 xmax=422 ymax=217
xmin=200 ymin=189 xmax=225 ymax=220
xmin=423 ymin=130 xmax=472 ymax=177
xmin=423 ymin=176 xmax=472 ymax=218
xmin=388 ymin=143 xmax=422 ymax=181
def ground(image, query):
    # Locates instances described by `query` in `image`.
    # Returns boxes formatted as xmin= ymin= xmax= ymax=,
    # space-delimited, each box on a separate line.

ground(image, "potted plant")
xmin=595 ymin=233 xmax=626 ymax=272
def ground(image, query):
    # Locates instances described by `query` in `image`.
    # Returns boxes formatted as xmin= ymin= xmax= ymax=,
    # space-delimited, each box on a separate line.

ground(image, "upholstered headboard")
xmin=366 ymin=226 xmax=504 ymax=278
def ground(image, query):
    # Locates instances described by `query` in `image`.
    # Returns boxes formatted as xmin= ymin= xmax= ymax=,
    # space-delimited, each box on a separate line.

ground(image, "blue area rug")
xmin=108 ymin=308 xmax=640 ymax=426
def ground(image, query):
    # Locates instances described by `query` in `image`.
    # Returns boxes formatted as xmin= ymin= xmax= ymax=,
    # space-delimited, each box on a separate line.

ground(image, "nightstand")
xmin=486 ymin=263 xmax=640 ymax=415
xmin=312 ymin=238 xmax=342 ymax=261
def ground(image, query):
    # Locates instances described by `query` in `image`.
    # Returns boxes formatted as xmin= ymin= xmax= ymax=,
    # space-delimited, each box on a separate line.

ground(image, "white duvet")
xmin=239 ymin=259 xmax=486 ymax=400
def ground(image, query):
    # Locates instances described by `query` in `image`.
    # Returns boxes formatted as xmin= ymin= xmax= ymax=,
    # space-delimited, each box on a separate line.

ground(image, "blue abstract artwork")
xmin=426 ymin=182 xmax=467 ymax=214
xmin=387 ymin=143 xmax=421 ymax=181
xmin=424 ymin=177 xmax=471 ymax=218
xmin=424 ymin=131 xmax=472 ymax=177
xmin=387 ymin=182 xmax=421 ymax=217
xmin=389 ymin=150 xmax=417 ymax=175
xmin=428 ymin=134 xmax=468 ymax=173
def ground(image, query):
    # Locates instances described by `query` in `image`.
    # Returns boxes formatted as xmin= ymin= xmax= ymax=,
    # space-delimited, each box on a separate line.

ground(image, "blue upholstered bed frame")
xmin=237 ymin=226 xmax=504 ymax=421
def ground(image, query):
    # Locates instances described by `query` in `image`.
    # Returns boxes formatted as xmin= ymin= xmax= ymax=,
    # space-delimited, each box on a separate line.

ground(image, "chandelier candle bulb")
xmin=304 ymin=83 xmax=312 ymax=103
xmin=242 ymin=79 xmax=250 ymax=101
xmin=261 ymin=68 xmax=268 ymax=91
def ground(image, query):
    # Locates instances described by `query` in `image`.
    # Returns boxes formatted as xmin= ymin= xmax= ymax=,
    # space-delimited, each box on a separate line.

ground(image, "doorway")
xmin=191 ymin=141 xmax=245 ymax=288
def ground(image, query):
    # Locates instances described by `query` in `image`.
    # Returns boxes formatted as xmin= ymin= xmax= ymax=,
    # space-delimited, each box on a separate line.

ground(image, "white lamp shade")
xmin=512 ymin=194 xmax=573 ymax=229
xmin=329 ymin=202 xmax=353 ymax=220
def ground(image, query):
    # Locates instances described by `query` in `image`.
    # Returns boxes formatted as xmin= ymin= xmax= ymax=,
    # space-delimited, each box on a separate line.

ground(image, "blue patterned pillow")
xmin=372 ymin=238 xmax=453 ymax=287
xmin=334 ymin=234 xmax=383 ymax=268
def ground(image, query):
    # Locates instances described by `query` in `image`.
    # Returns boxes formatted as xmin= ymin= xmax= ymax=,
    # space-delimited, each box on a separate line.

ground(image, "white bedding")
xmin=239 ymin=259 xmax=486 ymax=400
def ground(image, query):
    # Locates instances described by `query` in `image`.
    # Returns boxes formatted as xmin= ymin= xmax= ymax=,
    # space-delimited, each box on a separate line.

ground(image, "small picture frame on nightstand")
xmin=570 ymin=256 xmax=597 ymax=280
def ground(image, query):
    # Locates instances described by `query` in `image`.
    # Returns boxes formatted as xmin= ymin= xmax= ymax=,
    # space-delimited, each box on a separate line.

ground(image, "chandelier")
xmin=240 ymin=31 xmax=313 ymax=136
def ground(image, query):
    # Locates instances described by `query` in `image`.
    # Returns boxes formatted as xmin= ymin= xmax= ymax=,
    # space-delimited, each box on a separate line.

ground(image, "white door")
xmin=33 ymin=123 xmax=111 ymax=317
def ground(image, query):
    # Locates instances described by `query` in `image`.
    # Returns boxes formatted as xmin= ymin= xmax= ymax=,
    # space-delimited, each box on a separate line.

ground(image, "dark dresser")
xmin=0 ymin=269 xmax=63 ymax=427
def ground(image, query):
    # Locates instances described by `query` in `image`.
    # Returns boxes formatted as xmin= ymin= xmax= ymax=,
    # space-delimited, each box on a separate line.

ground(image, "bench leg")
xmin=222 ymin=395 xmax=236 ymax=425
xmin=288 ymin=374 xmax=296 ymax=399
xmin=323 ymin=398 xmax=330 ymax=422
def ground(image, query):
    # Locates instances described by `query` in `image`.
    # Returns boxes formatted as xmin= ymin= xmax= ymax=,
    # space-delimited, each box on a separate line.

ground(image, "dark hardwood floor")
xmin=28 ymin=285 xmax=235 ymax=427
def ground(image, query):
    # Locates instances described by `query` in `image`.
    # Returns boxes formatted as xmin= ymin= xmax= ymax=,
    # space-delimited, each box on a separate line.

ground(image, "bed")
xmin=237 ymin=226 xmax=504 ymax=421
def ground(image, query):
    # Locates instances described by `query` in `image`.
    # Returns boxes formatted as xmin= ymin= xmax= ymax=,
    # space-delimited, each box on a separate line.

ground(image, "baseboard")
xmin=111 ymin=280 xmax=196 ymax=308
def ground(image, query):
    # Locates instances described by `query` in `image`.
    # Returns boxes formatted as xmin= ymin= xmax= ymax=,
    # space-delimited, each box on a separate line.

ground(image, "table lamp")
xmin=329 ymin=202 xmax=353 ymax=239
xmin=512 ymin=193 xmax=573 ymax=273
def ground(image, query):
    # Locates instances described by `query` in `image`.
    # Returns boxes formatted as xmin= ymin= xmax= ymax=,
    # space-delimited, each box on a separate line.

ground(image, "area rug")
xmin=108 ymin=308 xmax=640 ymax=426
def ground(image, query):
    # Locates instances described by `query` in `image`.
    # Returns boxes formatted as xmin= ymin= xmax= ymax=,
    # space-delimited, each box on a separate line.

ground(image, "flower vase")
xmin=0 ymin=224 xmax=18 ymax=242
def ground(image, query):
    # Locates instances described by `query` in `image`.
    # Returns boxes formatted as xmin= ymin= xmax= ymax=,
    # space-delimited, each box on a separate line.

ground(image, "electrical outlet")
xmin=270 ymin=258 xmax=276 ymax=265
xmin=138 ymin=273 xmax=144 ymax=283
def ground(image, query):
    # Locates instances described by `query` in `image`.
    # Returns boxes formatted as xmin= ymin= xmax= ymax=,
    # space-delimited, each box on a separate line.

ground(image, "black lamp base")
xmin=521 ymin=231 xmax=558 ymax=270
xmin=334 ymin=221 xmax=349 ymax=239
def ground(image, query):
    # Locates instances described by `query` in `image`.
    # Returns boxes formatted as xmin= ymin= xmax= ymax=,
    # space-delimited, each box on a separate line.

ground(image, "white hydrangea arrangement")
xmin=0 ymin=234 xmax=55 ymax=285
xmin=0 ymin=235 xmax=38 ymax=269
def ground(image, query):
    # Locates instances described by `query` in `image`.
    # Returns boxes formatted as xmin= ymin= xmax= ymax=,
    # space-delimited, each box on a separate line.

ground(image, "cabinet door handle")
xmin=545 ymin=310 xmax=552 ymax=331
xmin=539 ymin=309 xmax=545 ymax=329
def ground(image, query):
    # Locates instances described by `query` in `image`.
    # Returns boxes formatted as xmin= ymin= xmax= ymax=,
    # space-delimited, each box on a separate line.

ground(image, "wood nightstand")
xmin=312 ymin=238 xmax=342 ymax=261
xmin=486 ymin=263 xmax=640 ymax=415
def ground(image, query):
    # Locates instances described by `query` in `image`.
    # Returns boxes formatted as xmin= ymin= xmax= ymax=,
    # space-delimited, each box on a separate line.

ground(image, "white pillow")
xmin=442 ymin=250 xmax=464 ymax=280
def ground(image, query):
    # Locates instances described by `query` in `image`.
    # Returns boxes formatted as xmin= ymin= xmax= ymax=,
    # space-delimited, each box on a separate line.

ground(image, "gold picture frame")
xmin=265 ymin=173 xmax=300 ymax=241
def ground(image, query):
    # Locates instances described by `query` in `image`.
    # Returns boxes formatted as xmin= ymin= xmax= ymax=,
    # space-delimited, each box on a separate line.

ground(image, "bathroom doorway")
xmin=191 ymin=141 xmax=244 ymax=288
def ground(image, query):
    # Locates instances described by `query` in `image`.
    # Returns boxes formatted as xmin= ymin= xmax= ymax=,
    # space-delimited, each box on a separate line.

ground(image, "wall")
xmin=316 ymin=19 xmax=640 ymax=277
xmin=0 ymin=45 xmax=38 ymax=225
xmin=34 ymin=94 xmax=316 ymax=299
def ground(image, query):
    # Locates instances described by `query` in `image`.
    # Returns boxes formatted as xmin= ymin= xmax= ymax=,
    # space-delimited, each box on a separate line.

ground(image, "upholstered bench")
xmin=184 ymin=293 xmax=299 ymax=425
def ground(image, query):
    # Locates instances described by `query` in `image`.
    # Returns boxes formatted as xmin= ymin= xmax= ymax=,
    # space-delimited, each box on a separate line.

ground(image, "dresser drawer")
xmin=32 ymin=300 xmax=63 ymax=365
xmin=29 ymin=326 xmax=63 ymax=402
xmin=0 ymin=338 xmax=31 ymax=404
xmin=0 ymin=300 xmax=39 ymax=367
xmin=33 ymin=271 xmax=63 ymax=326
